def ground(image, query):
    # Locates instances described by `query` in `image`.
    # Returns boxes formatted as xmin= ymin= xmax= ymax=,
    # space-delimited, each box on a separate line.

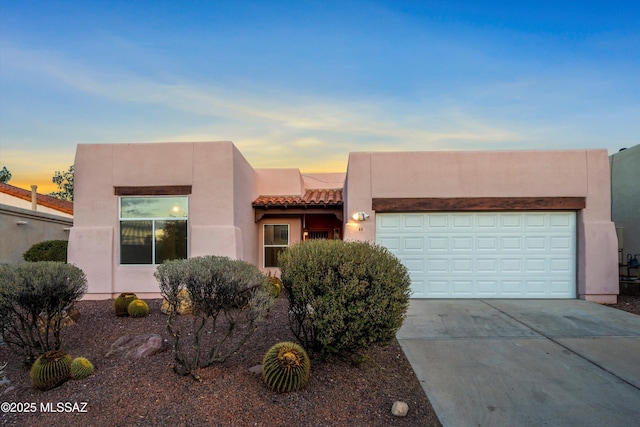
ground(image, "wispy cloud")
xmin=2 ymin=44 xmax=526 ymax=162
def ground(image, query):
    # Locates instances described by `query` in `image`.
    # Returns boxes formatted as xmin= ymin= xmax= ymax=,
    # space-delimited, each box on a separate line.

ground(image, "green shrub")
xmin=30 ymin=350 xmax=72 ymax=391
xmin=262 ymin=341 xmax=311 ymax=393
xmin=154 ymin=256 xmax=273 ymax=380
xmin=114 ymin=292 xmax=137 ymax=317
xmin=70 ymin=357 xmax=94 ymax=380
xmin=278 ymin=240 xmax=411 ymax=357
xmin=23 ymin=240 xmax=68 ymax=262
xmin=0 ymin=262 xmax=87 ymax=363
xmin=127 ymin=299 xmax=149 ymax=318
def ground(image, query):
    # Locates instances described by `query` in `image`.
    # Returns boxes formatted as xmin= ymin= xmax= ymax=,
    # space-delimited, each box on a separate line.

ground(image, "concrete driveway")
xmin=397 ymin=299 xmax=640 ymax=427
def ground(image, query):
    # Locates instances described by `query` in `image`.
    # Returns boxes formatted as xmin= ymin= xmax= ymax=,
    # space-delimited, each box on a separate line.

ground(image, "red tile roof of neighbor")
xmin=253 ymin=189 xmax=343 ymax=208
xmin=0 ymin=182 xmax=74 ymax=215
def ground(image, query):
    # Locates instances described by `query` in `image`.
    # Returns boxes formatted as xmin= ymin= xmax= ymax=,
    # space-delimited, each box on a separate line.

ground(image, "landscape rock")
xmin=37 ymin=307 xmax=81 ymax=333
xmin=105 ymin=334 xmax=168 ymax=359
xmin=391 ymin=401 xmax=409 ymax=417
xmin=248 ymin=365 xmax=263 ymax=375
xmin=161 ymin=289 xmax=193 ymax=315
xmin=2 ymin=386 xmax=15 ymax=395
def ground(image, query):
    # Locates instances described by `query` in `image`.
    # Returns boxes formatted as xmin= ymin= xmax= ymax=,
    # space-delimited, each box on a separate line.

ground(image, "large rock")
xmin=161 ymin=289 xmax=193 ymax=315
xmin=105 ymin=334 xmax=168 ymax=359
xmin=38 ymin=307 xmax=80 ymax=333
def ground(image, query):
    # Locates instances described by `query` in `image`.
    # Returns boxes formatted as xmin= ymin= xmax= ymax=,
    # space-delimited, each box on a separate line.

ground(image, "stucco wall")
xmin=0 ymin=204 xmax=72 ymax=264
xmin=255 ymin=169 xmax=304 ymax=195
xmin=68 ymin=141 xmax=260 ymax=299
xmin=343 ymin=149 xmax=618 ymax=303
xmin=610 ymin=145 xmax=640 ymax=269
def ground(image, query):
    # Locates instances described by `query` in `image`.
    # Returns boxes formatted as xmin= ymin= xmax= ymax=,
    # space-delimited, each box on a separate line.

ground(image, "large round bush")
xmin=23 ymin=240 xmax=68 ymax=262
xmin=278 ymin=239 xmax=411 ymax=356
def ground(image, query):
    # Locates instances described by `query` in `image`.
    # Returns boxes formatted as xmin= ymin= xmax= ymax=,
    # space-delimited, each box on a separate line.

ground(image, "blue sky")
xmin=1 ymin=0 xmax=638 ymax=193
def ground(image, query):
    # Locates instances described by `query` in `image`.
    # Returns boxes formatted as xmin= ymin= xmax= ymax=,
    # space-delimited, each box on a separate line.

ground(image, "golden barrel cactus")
xmin=30 ymin=350 xmax=72 ymax=391
xmin=114 ymin=292 xmax=137 ymax=317
xmin=262 ymin=342 xmax=310 ymax=393
xmin=127 ymin=299 xmax=149 ymax=318
xmin=70 ymin=357 xmax=94 ymax=380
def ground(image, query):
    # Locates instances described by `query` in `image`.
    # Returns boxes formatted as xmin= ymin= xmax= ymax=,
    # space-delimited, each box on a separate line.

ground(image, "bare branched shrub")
xmin=154 ymin=256 xmax=272 ymax=380
xmin=0 ymin=262 xmax=87 ymax=364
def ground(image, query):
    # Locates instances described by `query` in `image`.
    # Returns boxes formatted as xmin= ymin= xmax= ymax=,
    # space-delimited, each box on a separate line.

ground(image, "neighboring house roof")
xmin=0 ymin=182 xmax=74 ymax=215
xmin=253 ymin=189 xmax=343 ymax=208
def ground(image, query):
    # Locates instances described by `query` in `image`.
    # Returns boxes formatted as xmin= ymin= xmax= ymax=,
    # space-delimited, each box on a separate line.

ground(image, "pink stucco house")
xmin=68 ymin=141 xmax=618 ymax=303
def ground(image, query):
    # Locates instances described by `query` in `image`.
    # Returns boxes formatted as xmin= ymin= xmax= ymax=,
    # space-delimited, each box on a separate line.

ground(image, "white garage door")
xmin=376 ymin=212 xmax=576 ymax=298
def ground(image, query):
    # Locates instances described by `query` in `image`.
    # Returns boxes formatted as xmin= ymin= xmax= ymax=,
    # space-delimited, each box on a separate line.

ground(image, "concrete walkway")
xmin=397 ymin=299 xmax=640 ymax=427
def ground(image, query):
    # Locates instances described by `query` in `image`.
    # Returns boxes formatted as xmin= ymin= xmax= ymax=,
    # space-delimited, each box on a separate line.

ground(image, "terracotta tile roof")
xmin=0 ymin=182 xmax=74 ymax=215
xmin=253 ymin=188 xmax=343 ymax=208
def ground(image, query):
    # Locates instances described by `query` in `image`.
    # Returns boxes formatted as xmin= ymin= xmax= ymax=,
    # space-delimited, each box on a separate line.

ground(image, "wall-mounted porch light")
xmin=352 ymin=212 xmax=370 ymax=221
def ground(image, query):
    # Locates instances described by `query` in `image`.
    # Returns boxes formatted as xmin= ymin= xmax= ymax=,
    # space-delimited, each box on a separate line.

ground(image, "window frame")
xmin=118 ymin=195 xmax=189 ymax=266
xmin=263 ymin=223 xmax=290 ymax=268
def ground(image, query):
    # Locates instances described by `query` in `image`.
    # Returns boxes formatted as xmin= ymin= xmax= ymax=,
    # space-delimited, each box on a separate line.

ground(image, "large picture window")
xmin=120 ymin=196 xmax=188 ymax=265
xmin=264 ymin=224 xmax=289 ymax=268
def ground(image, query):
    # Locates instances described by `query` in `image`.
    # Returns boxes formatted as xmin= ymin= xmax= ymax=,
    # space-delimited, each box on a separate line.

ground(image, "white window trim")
xmin=118 ymin=196 xmax=189 ymax=266
xmin=263 ymin=224 xmax=290 ymax=268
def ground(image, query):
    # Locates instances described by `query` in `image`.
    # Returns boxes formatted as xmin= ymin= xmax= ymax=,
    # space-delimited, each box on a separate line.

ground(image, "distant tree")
xmin=49 ymin=165 xmax=74 ymax=201
xmin=0 ymin=166 xmax=11 ymax=183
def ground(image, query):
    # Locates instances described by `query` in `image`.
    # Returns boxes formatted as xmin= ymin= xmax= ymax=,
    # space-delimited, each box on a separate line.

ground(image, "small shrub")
xmin=262 ymin=341 xmax=310 ymax=393
xmin=0 ymin=262 xmax=87 ymax=363
xmin=278 ymin=240 xmax=411 ymax=357
xmin=155 ymin=256 xmax=273 ymax=380
xmin=70 ymin=357 xmax=94 ymax=380
xmin=30 ymin=350 xmax=72 ymax=391
xmin=114 ymin=292 xmax=137 ymax=317
xmin=23 ymin=240 xmax=68 ymax=262
xmin=127 ymin=299 xmax=149 ymax=318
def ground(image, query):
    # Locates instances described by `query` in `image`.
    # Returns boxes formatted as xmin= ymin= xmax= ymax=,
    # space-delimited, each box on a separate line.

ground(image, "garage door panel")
xmin=525 ymin=280 xmax=546 ymax=294
xmin=376 ymin=212 xmax=576 ymax=298
xmin=551 ymin=236 xmax=572 ymax=250
xmin=502 ymin=280 xmax=524 ymax=295
xmin=427 ymin=215 xmax=448 ymax=229
xmin=452 ymin=258 xmax=473 ymax=273
xmin=525 ymin=236 xmax=546 ymax=250
xmin=525 ymin=214 xmax=546 ymax=228
xmin=378 ymin=215 xmax=401 ymax=229
xmin=452 ymin=280 xmax=473 ymax=295
xmin=501 ymin=258 xmax=522 ymax=272
xmin=452 ymin=237 xmax=473 ymax=250
xmin=403 ymin=215 xmax=424 ymax=228
xmin=427 ymin=259 xmax=448 ymax=273
xmin=452 ymin=215 xmax=473 ymax=228
xmin=501 ymin=215 xmax=522 ymax=228
xmin=477 ymin=237 xmax=498 ymax=250
xmin=477 ymin=259 xmax=498 ymax=273
xmin=428 ymin=237 xmax=448 ymax=250
xmin=378 ymin=236 xmax=400 ymax=250
xmin=403 ymin=258 xmax=424 ymax=274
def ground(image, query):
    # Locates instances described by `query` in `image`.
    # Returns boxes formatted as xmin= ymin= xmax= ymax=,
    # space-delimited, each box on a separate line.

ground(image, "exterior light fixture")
xmin=352 ymin=212 xmax=370 ymax=221
xmin=16 ymin=220 xmax=28 ymax=226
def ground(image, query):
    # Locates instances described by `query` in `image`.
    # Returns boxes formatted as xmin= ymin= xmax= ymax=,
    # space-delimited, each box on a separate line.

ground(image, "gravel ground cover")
xmin=2 ymin=294 xmax=638 ymax=427
xmin=0 ymin=297 xmax=440 ymax=427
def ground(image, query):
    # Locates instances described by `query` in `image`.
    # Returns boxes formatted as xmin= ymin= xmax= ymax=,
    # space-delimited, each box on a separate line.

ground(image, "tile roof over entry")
xmin=253 ymin=189 xmax=343 ymax=208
